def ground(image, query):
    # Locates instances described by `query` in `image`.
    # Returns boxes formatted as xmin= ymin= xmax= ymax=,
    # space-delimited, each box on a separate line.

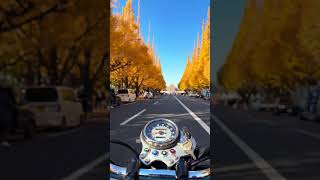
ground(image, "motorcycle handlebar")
xmin=110 ymin=163 xmax=211 ymax=179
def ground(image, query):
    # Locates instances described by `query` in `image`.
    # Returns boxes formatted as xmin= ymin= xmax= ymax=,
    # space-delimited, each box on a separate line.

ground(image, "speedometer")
xmin=141 ymin=118 xmax=179 ymax=149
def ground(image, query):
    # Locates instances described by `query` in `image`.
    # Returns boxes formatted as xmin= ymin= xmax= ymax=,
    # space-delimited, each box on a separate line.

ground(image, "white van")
xmin=22 ymin=86 xmax=84 ymax=128
xmin=117 ymin=89 xmax=136 ymax=102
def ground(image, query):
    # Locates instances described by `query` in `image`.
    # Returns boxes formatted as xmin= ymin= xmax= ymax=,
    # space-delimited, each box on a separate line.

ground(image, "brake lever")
xmin=182 ymin=127 xmax=191 ymax=139
xmin=191 ymin=147 xmax=210 ymax=168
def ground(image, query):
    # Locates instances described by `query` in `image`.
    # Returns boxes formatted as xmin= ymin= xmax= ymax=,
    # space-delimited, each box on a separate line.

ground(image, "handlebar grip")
xmin=125 ymin=158 xmax=140 ymax=180
xmin=175 ymin=158 xmax=189 ymax=179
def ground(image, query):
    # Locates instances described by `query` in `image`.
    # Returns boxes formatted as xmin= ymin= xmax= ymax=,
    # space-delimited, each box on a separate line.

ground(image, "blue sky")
xmin=211 ymin=0 xmax=246 ymax=83
xmin=113 ymin=0 xmax=210 ymax=87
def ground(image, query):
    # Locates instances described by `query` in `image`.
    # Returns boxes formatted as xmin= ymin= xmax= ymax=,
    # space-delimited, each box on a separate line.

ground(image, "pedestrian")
xmin=110 ymin=89 xmax=115 ymax=106
xmin=0 ymin=86 xmax=15 ymax=148
xmin=79 ymin=90 xmax=89 ymax=119
xmin=96 ymin=90 xmax=102 ymax=111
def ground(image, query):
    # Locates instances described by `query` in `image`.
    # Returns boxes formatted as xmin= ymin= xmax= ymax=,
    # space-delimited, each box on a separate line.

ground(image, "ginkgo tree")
xmin=0 ymin=0 xmax=108 ymax=110
xmin=178 ymin=7 xmax=210 ymax=91
xmin=110 ymin=0 xmax=166 ymax=94
xmin=218 ymin=0 xmax=320 ymax=97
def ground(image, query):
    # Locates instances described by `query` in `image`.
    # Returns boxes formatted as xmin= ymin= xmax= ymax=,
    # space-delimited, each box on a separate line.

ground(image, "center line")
xmin=211 ymin=114 xmax=286 ymax=180
xmin=120 ymin=109 xmax=146 ymax=126
xmin=173 ymin=96 xmax=210 ymax=134
xmin=153 ymin=101 xmax=159 ymax=105
xmin=294 ymin=129 xmax=320 ymax=140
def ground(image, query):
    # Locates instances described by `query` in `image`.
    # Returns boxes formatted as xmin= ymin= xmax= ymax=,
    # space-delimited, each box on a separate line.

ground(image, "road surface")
xmin=0 ymin=115 xmax=107 ymax=180
xmin=4 ymin=95 xmax=320 ymax=180
xmin=212 ymin=104 xmax=320 ymax=180
xmin=110 ymin=95 xmax=210 ymax=169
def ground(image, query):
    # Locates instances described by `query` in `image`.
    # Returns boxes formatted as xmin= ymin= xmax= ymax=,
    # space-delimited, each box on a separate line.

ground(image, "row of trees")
xmin=178 ymin=7 xmax=210 ymax=91
xmin=218 ymin=0 xmax=320 ymax=96
xmin=0 ymin=0 xmax=107 ymax=104
xmin=110 ymin=0 xmax=166 ymax=94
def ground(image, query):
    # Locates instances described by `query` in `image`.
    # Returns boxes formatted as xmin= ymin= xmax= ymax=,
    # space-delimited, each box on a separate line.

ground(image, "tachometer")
xmin=141 ymin=118 xmax=179 ymax=149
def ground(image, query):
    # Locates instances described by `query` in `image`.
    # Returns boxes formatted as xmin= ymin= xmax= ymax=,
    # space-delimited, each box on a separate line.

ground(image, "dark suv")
xmin=273 ymin=95 xmax=299 ymax=116
xmin=0 ymin=87 xmax=36 ymax=139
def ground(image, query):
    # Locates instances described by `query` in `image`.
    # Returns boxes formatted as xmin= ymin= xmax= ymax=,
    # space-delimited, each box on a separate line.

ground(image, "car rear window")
xmin=25 ymin=88 xmax=58 ymax=102
xmin=118 ymin=89 xmax=128 ymax=94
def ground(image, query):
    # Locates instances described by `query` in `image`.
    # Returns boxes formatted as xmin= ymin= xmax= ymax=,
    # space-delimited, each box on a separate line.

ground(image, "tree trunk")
xmin=135 ymin=77 xmax=140 ymax=97
xmin=25 ymin=62 xmax=34 ymax=85
xmin=82 ymin=48 xmax=93 ymax=112
xmin=48 ymin=46 xmax=58 ymax=85
xmin=36 ymin=50 xmax=43 ymax=85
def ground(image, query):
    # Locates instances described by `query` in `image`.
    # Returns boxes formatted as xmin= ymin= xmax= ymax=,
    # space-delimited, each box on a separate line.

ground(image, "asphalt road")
xmin=0 ymin=116 xmax=107 ymax=180
xmin=110 ymin=95 xmax=210 ymax=169
xmin=212 ymin=104 xmax=320 ymax=180
xmin=5 ymin=95 xmax=320 ymax=180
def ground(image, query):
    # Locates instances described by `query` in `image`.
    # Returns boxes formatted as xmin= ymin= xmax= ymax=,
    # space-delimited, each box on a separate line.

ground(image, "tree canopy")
xmin=0 ymin=0 xmax=108 ymax=101
xmin=218 ymin=0 xmax=320 ymax=95
xmin=178 ymin=7 xmax=210 ymax=91
xmin=110 ymin=0 xmax=166 ymax=92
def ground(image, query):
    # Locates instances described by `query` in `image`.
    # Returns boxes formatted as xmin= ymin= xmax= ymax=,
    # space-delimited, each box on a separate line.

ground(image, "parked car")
xmin=0 ymin=87 xmax=36 ymax=139
xmin=201 ymin=89 xmax=210 ymax=100
xmin=224 ymin=92 xmax=241 ymax=106
xmin=250 ymin=96 xmax=277 ymax=111
xmin=117 ymin=89 xmax=136 ymax=102
xmin=188 ymin=92 xmax=200 ymax=98
xmin=143 ymin=92 xmax=153 ymax=99
xmin=22 ymin=86 xmax=84 ymax=129
xmin=300 ymin=86 xmax=320 ymax=121
xmin=273 ymin=95 xmax=299 ymax=116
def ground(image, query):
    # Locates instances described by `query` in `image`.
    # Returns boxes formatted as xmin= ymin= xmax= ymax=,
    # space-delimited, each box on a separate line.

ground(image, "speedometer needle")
xmin=153 ymin=131 xmax=166 ymax=136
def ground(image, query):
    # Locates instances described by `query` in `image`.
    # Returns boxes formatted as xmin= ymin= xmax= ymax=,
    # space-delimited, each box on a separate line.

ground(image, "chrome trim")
xmin=139 ymin=169 xmax=176 ymax=178
xmin=110 ymin=163 xmax=126 ymax=176
xmin=110 ymin=163 xmax=211 ymax=179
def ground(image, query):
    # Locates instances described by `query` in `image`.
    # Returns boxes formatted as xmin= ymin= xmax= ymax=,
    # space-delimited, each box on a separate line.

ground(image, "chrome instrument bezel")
xmin=141 ymin=118 xmax=180 ymax=149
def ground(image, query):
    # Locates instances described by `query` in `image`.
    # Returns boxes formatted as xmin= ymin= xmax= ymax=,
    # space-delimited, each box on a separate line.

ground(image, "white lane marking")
xmin=294 ymin=129 xmax=320 ymax=140
xmin=215 ymin=163 xmax=257 ymax=173
xmin=61 ymin=153 xmax=108 ymax=180
xmin=120 ymin=109 xmax=146 ymax=126
xmin=48 ymin=128 xmax=82 ymax=138
xmin=173 ymin=96 xmax=210 ymax=135
xmin=211 ymin=114 xmax=286 ymax=180
xmin=200 ymin=101 xmax=210 ymax=106
xmin=153 ymin=101 xmax=159 ymax=105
